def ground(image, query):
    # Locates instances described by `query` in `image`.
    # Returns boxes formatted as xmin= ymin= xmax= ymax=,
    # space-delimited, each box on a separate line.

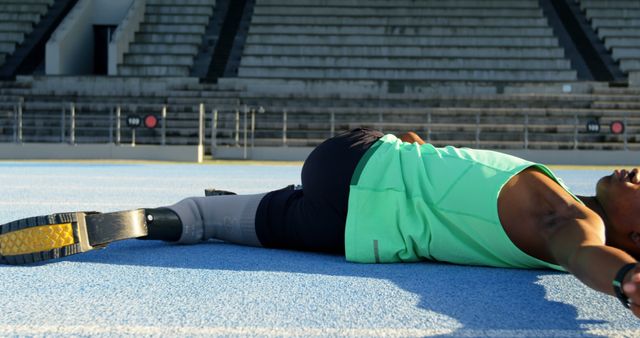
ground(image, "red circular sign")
xmin=610 ymin=121 xmax=625 ymax=135
xmin=144 ymin=115 xmax=158 ymax=129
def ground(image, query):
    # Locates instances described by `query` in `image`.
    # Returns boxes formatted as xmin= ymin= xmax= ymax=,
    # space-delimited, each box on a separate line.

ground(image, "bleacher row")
xmin=0 ymin=0 xmax=639 ymax=152
xmin=233 ymin=0 xmax=578 ymax=92
xmin=1 ymin=0 xmax=638 ymax=83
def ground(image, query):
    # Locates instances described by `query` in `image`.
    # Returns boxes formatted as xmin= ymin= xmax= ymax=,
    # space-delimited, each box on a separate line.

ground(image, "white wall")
xmin=93 ymin=0 xmax=134 ymax=25
xmin=630 ymin=72 xmax=640 ymax=87
xmin=46 ymin=0 xmax=134 ymax=75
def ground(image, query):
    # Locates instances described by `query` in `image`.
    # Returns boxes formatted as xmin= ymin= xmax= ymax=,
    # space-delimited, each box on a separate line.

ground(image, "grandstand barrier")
xmin=1 ymin=97 xmax=639 ymax=163
xmin=0 ymin=97 xmax=206 ymax=162
xmin=0 ymin=143 xmax=203 ymax=162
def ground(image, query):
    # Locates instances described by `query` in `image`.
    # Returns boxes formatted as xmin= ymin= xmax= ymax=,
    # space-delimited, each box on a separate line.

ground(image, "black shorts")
xmin=255 ymin=128 xmax=384 ymax=254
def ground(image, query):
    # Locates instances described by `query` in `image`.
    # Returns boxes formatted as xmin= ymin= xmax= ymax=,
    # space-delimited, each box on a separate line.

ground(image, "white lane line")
xmin=0 ymin=325 xmax=638 ymax=337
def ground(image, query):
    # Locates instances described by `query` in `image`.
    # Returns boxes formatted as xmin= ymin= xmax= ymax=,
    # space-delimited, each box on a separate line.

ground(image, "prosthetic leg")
xmin=0 ymin=189 xmax=266 ymax=265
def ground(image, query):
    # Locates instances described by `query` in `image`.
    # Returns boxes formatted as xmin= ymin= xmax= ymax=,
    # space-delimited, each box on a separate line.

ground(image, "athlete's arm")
xmin=544 ymin=210 xmax=640 ymax=317
xmin=399 ymin=131 xmax=425 ymax=145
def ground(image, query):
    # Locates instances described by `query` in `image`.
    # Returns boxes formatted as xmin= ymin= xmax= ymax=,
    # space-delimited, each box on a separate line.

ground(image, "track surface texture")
xmin=0 ymin=161 xmax=639 ymax=337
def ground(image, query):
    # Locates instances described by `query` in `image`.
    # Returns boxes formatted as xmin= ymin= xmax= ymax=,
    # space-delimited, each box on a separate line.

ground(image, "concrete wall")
xmin=0 ymin=143 xmax=204 ymax=162
xmin=630 ymin=72 xmax=640 ymax=87
xmin=0 ymin=143 xmax=638 ymax=165
xmin=93 ymin=0 xmax=133 ymax=24
xmin=46 ymin=0 xmax=94 ymax=75
xmin=46 ymin=0 xmax=133 ymax=75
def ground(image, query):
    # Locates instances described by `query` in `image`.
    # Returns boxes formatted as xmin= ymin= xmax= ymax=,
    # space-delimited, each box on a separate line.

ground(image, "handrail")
xmin=0 ymin=100 xmax=637 ymax=151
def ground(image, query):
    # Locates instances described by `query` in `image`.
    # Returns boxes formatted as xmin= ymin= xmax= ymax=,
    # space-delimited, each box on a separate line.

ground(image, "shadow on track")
xmin=70 ymin=240 xmax=607 ymax=337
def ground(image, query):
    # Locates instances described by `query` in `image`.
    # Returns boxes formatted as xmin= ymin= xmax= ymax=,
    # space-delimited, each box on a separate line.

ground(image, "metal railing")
xmin=1 ymin=98 xmax=638 ymax=156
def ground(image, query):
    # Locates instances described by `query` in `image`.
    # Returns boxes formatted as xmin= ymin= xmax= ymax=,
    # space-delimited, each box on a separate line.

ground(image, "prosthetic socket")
xmin=167 ymin=193 xmax=266 ymax=246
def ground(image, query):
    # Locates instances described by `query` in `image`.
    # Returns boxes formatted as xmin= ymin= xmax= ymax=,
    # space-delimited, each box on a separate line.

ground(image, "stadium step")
xmin=144 ymin=14 xmax=210 ymax=25
xmin=124 ymin=54 xmax=194 ymax=66
xmin=620 ymin=60 xmax=640 ymax=72
xmin=0 ymin=13 xmax=41 ymax=23
xmin=118 ymin=65 xmax=191 ymax=77
xmin=0 ymin=3 xmax=49 ymax=15
xmin=237 ymin=68 xmax=578 ymax=81
xmin=580 ymin=0 xmax=640 ymax=9
xmin=245 ymin=35 xmax=561 ymax=47
xmin=258 ymin=0 xmax=540 ymax=8
xmin=598 ymin=28 xmax=640 ymax=38
xmin=604 ymin=37 xmax=640 ymax=49
xmin=0 ymin=32 xmax=25 ymax=44
xmin=146 ymin=5 xmax=213 ymax=16
xmin=139 ymin=23 xmax=206 ymax=35
xmin=128 ymin=43 xmax=199 ymax=55
xmin=611 ymin=47 xmax=640 ymax=59
xmin=249 ymin=25 xmax=554 ymax=37
xmin=251 ymin=16 xmax=550 ymax=27
xmin=135 ymin=32 xmax=202 ymax=44
xmin=240 ymin=56 xmax=572 ymax=70
xmin=0 ymin=22 xmax=33 ymax=32
xmin=147 ymin=0 xmax=216 ymax=4
xmin=242 ymin=45 xmax=566 ymax=58
xmin=591 ymin=18 xmax=640 ymax=28
xmin=585 ymin=8 xmax=640 ymax=19
xmin=0 ymin=42 xmax=16 ymax=54
xmin=2 ymin=0 xmax=53 ymax=4
xmin=253 ymin=6 xmax=544 ymax=18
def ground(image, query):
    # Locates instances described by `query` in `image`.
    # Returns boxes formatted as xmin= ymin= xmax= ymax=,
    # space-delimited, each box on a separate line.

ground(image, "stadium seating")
xmin=0 ymin=0 xmax=53 ymax=68
xmin=226 ymin=0 xmax=577 ymax=93
xmin=579 ymin=0 xmax=640 ymax=74
xmin=0 ymin=0 xmax=639 ymax=154
xmin=118 ymin=0 xmax=217 ymax=76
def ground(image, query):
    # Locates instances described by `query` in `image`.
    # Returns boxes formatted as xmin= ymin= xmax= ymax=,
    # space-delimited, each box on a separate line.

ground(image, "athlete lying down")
xmin=1 ymin=128 xmax=640 ymax=318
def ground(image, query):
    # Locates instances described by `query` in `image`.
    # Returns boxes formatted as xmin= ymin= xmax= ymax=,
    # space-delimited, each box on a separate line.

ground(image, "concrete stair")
xmin=579 ymin=0 xmax=640 ymax=73
xmin=0 ymin=0 xmax=53 ymax=68
xmin=119 ymin=0 xmax=217 ymax=77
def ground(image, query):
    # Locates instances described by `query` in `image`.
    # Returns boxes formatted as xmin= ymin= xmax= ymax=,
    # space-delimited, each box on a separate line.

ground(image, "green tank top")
xmin=344 ymin=134 xmax=576 ymax=271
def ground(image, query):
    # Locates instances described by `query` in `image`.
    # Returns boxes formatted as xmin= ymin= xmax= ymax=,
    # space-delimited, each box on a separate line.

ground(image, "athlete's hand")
xmin=622 ymin=266 xmax=640 ymax=318
xmin=398 ymin=131 xmax=426 ymax=145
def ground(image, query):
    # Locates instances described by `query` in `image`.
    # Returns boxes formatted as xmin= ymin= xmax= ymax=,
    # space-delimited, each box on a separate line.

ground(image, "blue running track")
xmin=0 ymin=161 xmax=638 ymax=337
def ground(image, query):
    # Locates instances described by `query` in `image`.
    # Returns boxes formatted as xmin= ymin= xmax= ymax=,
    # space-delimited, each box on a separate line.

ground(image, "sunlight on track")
xmin=2 ymin=325 xmax=639 ymax=337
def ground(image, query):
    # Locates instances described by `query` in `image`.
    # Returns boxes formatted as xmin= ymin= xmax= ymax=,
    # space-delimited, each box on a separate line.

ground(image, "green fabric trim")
xmin=350 ymin=139 xmax=383 ymax=186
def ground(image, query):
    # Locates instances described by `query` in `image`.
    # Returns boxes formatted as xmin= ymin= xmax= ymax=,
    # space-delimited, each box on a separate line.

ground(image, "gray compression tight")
xmin=166 ymin=193 xmax=267 ymax=246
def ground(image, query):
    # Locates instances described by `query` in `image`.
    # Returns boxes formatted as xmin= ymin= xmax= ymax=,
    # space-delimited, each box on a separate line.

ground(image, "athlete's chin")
xmin=595 ymin=174 xmax=616 ymax=206
xmin=596 ymin=174 xmax=612 ymax=193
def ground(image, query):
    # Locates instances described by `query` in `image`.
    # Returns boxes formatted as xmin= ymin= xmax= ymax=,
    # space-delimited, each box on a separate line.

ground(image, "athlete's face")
xmin=596 ymin=168 xmax=640 ymax=256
